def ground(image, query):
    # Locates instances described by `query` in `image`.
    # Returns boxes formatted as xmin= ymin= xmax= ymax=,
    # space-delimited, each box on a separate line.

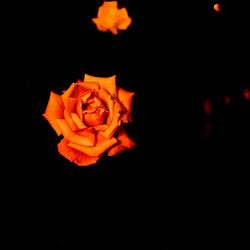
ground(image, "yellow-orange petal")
xmin=63 ymin=97 xmax=79 ymax=130
xmin=103 ymin=1 xmax=118 ymax=9
xmin=92 ymin=18 xmax=109 ymax=32
xmin=64 ymin=110 xmax=78 ymax=131
xmin=99 ymin=101 xmax=122 ymax=139
xmin=76 ymin=154 xmax=100 ymax=167
xmin=93 ymin=124 xmax=109 ymax=131
xmin=81 ymin=91 xmax=93 ymax=103
xmin=84 ymin=74 xmax=117 ymax=96
xmin=117 ymin=87 xmax=135 ymax=123
xmin=97 ymin=87 xmax=113 ymax=124
xmin=43 ymin=91 xmax=65 ymax=136
xmin=117 ymin=8 xmax=132 ymax=30
xmin=77 ymin=128 xmax=96 ymax=135
xmin=58 ymin=138 xmax=99 ymax=166
xmin=63 ymin=96 xmax=77 ymax=112
xmin=77 ymin=81 xmax=100 ymax=92
xmin=68 ymin=134 xmax=117 ymax=157
xmin=109 ymin=26 xmax=119 ymax=35
xmin=58 ymin=138 xmax=82 ymax=162
xmin=55 ymin=119 xmax=95 ymax=147
xmin=75 ymin=99 xmax=83 ymax=121
xmin=71 ymin=112 xmax=87 ymax=129
xmin=98 ymin=1 xmax=118 ymax=21
xmin=61 ymin=83 xmax=76 ymax=105
xmin=107 ymin=127 xmax=136 ymax=156
xmin=70 ymin=85 xmax=90 ymax=99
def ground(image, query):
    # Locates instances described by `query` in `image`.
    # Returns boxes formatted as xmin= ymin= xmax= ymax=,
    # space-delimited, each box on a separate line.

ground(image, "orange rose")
xmin=92 ymin=1 xmax=132 ymax=35
xmin=43 ymin=74 xmax=136 ymax=166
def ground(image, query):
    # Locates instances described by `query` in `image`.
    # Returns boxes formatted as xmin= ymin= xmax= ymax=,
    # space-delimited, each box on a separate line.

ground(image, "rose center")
xmin=82 ymin=97 xmax=109 ymax=127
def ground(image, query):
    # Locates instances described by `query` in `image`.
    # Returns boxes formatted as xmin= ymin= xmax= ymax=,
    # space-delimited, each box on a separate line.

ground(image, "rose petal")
xmin=72 ymin=85 xmax=91 ymax=99
xmin=78 ymin=81 xmax=100 ymax=92
xmin=71 ymin=112 xmax=87 ymax=129
xmin=55 ymin=119 xmax=95 ymax=147
xmin=63 ymin=97 xmax=79 ymax=131
xmin=77 ymin=128 xmax=96 ymax=135
xmin=98 ymin=1 xmax=118 ymax=25
xmin=75 ymin=99 xmax=83 ymax=121
xmin=93 ymin=124 xmax=109 ymax=131
xmin=99 ymin=100 xmax=122 ymax=139
xmin=109 ymin=26 xmax=119 ymax=35
xmin=68 ymin=134 xmax=117 ymax=157
xmin=82 ymin=106 xmax=98 ymax=114
xmin=64 ymin=110 xmax=78 ymax=131
xmin=43 ymin=91 xmax=65 ymax=136
xmin=81 ymin=92 xmax=93 ymax=103
xmin=76 ymin=154 xmax=100 ymax=167
xmin=117 ymin=87 xmax=135 ymax=123
xmin=117 ymin=8 xmax=132 ymax=30
xmin=103 ymin=0 xmax=118 ymax=8
xmin=108 ymin=127 xmax=136 ymax=156
xmin=100 ymin=115 xmax=120 ymax=139
xmin=63 ymin=96 xmax=77 ymax=112
xmin=57 ymin=138 xmax=82 ymax=162
xmin=84 ymin=74 xmax=117 ymax=96
xmin=92 ymin=18 xmax=109 ymax=32
xmin=58 ymin=138 xmax=99 ymax=166
xmin=61 ymin=83 xmax=76 ymax=105
xmin=97 ymin=87 xmax=114 ymax=124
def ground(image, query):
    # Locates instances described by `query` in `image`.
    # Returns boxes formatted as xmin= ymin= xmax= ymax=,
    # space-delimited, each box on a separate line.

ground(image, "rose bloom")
xmin=213 ymin=3 xmax=220 ymax=12
xmin=43 ymin=74 xmax=136 ymax=166
xmin=92 ymin=1 xmax=132 ymax=35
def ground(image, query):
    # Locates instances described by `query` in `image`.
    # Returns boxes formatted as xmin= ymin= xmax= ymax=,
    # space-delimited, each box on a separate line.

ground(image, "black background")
xmin=1 ymin=0 xmax=250 ymax=248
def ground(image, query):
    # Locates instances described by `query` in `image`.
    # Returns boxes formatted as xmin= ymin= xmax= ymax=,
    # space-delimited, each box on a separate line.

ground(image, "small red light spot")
xmin=243 ymin=89 xmax=250 ymax=100
xmin=224 ymin=96 xmax=231 ymax=106
xmin=203 ymin=98 xmax=212 ymax=116
xmin=214 ymin=3 xmax=220 ymax=12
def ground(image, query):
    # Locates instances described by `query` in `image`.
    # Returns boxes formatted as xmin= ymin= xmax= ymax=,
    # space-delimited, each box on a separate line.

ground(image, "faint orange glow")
xmin=243 ymin=89 xmax=250 ymax=100
xmin=203 ymin=98 xmax=212 ymax=116
xmin=92 ymin=1 xmax=132 ymax=35
xmin=224 ymin=96 xmax=231 ymax=106
xmin=213 ymin=3 xmax=220 ymax=12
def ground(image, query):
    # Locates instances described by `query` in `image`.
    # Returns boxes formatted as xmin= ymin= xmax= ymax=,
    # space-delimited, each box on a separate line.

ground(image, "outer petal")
xmin=43 ymin=91 xmax=65 ymax=136
xmin=58 ymin=138 xmax=99 ymax=166
xmin=97 ymin=87 xmax=114 ymax=124
xmin=70 ymin=84 xmax=91 ymax=99
xmin=117 ymin=8 xmax=132 ymax=30
xmin=109 ymin=26 xmax=119 ymax=35
xmin=84 ymin=74 xmax=117 ymax=96
xmin=99 ymin=100 xmax=122 ymax=139
xmin=64 ymin=110 xmax=78 ymax=131
xmin=61 ymin=83 xmax=76 ymax=105
xmin=77 ymin=81 xmax=100 ymax=92
xmin=68 ymin=134 xmax=117 ymax=157
xmin=117 ymin=87 xmax=135 ymax=123
xmin=102 ymin=1 xmax=118 ymax=9
xmin=98 ymin=1 xmax=118 ymax=27
xmin=71 ymin=113 xmax=87 ymax=129
xmin=63 ymin=97 xmax=78 ymax=131
xmin=92 ymin=18 xmax=109 ymax=32
xmin=75 ymin=99 xmax=83 ymax=122
xmin=107 ymin=127 xmax=136 ymax=156
xmin=55 ymin=119 xmax=95 ymax=147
